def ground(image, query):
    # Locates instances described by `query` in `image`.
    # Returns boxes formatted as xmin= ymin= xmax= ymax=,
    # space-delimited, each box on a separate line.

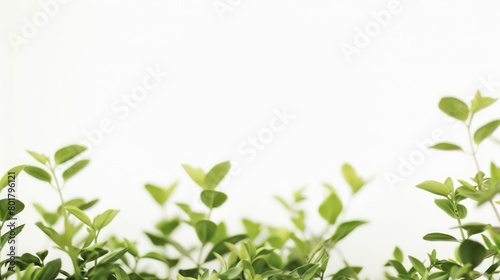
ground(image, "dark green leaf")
xmin=34 ymin=258 xmax=61 ymax=280
xmin=459 ymin=239 xmax=486 ymax=268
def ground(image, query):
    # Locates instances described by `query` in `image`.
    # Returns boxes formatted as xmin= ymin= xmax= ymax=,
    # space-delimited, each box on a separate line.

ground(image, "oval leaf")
xmin=341 ymin=163 xmax=365 ymax=194
xmin=438 ymin=97 xmax=469 ymax=121
xmin=474 ymin=120 xmax=500 ymax=144
xmin=205 ymin=161 xmax=231 ymax=190
xmin=24 ymin=166 xmax=52 ymax=183
xmin=318 ymin=191 xmax=343 ymax=225
xmin=93 ymin=209 xmax=119 ymax=230
xmin=423 ymin=232 xmax=458 ymax=242
xmin=416 ymin=180 xmax=450 ymax=197
xmin=195 ymin=220 xmax=217 ymax=244
xmin=65 ymin=205 xmax=92 ymax=227
xmin=54 ymin=145 xmax=87 ymax=165
xmin=459 ymin=239 xmax=486 ymax=268
xmin=430 ymin=142 xmax=463 ymax=151
xmin=201 ymin=190 xmax=228 ymax=209
xmin=63 ymin=159 xmax=90 ymax=181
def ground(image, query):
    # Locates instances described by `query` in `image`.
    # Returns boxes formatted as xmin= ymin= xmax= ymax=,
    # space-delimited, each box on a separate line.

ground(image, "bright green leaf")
xmin=93 ymin=209 xmax=119 ymax=230
xmin=341 ymin=163 xmax=365 ymax=194
xmin=430 ymin=142 xmax=463 ymax=151
xmin=24 ymin=166 xmax=51 ymax=183
xmin=145 ymin=182 xmax=177 ymax=206
xmin=438 ymin=97 xmax=469 ymax=121
xmin=182 ymin=164 xmax=206 ymax=188
xmin=201 ymin=190 xmax=227 ymax=209
xmin=474 ymin=120 xmax=500 ymax=144
xmin=54 ymin=145 xmax=87 ymax=165
xmin=65 ymin=205 xmax=92 ymax=228
xmin=471 ymin=91 xmax=497 ymax=114
xmin=204 ymin=161 xmax=231 ymax=190
xmin=26 ymin=150 xmax=49 ymax=165
xmin=62 ymin=159 xmax=89 ymax=181
xmin=416 ymin=180 xmax=450 ymax=197
xmin=318 ymin=191 xmax=343 ymax=225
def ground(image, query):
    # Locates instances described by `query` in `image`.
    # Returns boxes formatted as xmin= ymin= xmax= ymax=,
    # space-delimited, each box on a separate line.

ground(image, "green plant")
xmin=0 ymin=147 xmax=368 ymax=279
xmin=384 ymin=91 xmax=500 ymax=279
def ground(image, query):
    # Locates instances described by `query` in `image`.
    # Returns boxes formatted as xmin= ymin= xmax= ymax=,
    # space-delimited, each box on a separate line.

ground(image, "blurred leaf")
xmin=430 ymin=142 xmax=463 ymax=151
xmin=26 ymin=151 xmax=49 ymax=165
xmin=34 ymin=258 xmax=61 ymax=280
xmin=205 ymin=161 xmax=231 ymax=190
xmin=54 ymin=145 xmax=87 ymax=165
xmin=330 ymin=220 xmax=367 ymax=244
xmin=474 ymin=120 xmax=500 ymax=144
xmin=409 ymin=256 xmax=427 ymax=277
xmin=145 ymin=182 xmax=177 ymax=206
xmin=195 ymin=220 xmax=217 ymax=244
xmin=205 ymin=234 xmax=248 ymax=262
xmin=439 ymin=97 xmax=469 ymax=121
xmin=0 ymin=166 xmax=24 ymax=193
xmin=201 ymin=190 xmax=227 ymax=208
xmin=62 ymin=159 xmax=89 ymax=181
xmin=341 ymin=163 xmax=365 ymax=194
xmin=0 ymin=199 xmax=25 ymax=222
xmin=471 ymin=91 xmax=497 ymax=113
xmin=319 ymin=191 xmax=343 ymax=224
xmin=393 ymin=247 xmax=403 ymax=263
xmin=24 ymin=166 xmax=51 ymax=183
xmin=182 ymin=164 xmax=206 ymax=188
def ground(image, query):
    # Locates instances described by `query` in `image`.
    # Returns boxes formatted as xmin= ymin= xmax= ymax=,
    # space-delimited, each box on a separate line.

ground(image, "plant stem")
xmin=466 ymin=122 xmax=500 ymax=225
xmin=456 ymin=215 xmax=466 ymax=240
xmin=48 ymin=161 xmax=83 ymax=279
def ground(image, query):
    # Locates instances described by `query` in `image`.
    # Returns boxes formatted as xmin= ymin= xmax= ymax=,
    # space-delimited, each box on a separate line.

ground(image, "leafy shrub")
xmin=1 ymin=91 xmax=499 ymax=279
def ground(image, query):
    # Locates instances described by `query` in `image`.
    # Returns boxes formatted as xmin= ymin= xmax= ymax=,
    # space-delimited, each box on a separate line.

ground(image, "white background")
xmin=2 ymin=0 xmax=500 ymax=278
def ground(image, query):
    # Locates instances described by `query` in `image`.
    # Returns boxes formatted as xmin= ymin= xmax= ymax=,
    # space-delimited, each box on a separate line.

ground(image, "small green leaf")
xmin=434 ymin=199 xmax=456 ymax=219
xmin=430 ymin=142 xmax=463 ymax=151
xmin=341 ymin=163 xmax=365 ymax=194
xmin=195 ymin=220 xmax=217 ymax=244
xmin=156 ymin=218 xmax=180 ymax=236
xmin=439 ymin=97 xmax=469 ymax=121
xmin=318 ymin=191 xmax=343 ymax=225
xmin=26 ymin=150 xmax=49 ymax=165
xmin=62 ymin=159 xmax=89 ymax=181
xmin=459 ymin=239 xmax=486 ymax=268
xmin=474 ymin=120 xmax=500 ymax=144
xmin=409 ymin=256 xmax=427 ymax=277
xmin=205 ymin=234 xmax=248 ymax=262
xmin=416 ymin=180 xmax=451 ymax=197
xmin=0 ymin=166 xmax=24 ymax=193
xmin=330 ymin=220 xmax=367 ymax=244
xmin=34 ymin=258 xmax=61 ymax=280
xmin=471 ymin=90 xmax=497 ymax=114
xmin=65 ymin=205 xmax=92 ymax=228
xmin=393 ymin=247 xmax=403 ymax=263
xmin=123 ymin=238 xmax=139 ymax=257
xmin=219 ymin=267 xmax=243 ymax=280
xmin=24 ymin=166 xmax=52 ymax=183
xmin=54 ymin=145 xmax=87 ymax=165
xmin=182 ymin=164 xmax=206 ymax=188
xmin=145 ymin=182 xmax=177 ymax=206
xmin=93 ymin=209 xmax=119 ymax=230
xmin=204 ymin=161 xmax=231 ymax=190
xmin=201 ymin=190 xmax=228 ymax=208
xmin=423 ymin=232 xmax=459 ymax=242
xmin=0 ymin=199 xmax=24 ymax=222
